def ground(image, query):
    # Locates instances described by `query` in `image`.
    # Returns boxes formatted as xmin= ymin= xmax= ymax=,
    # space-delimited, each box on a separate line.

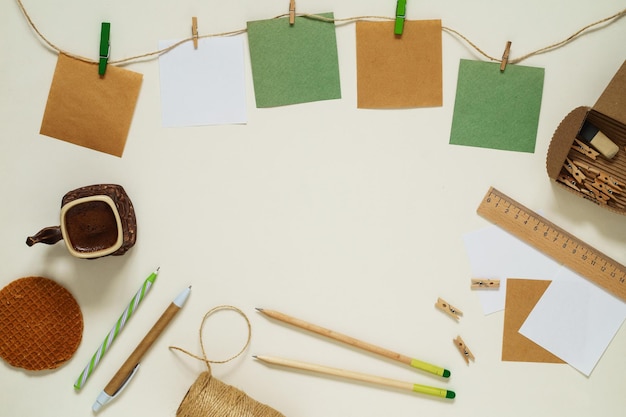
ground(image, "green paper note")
xmin=449 ymin=59 xmax=545 ymax=153
xmin=247 ymin=13 xmax=341 ymax=108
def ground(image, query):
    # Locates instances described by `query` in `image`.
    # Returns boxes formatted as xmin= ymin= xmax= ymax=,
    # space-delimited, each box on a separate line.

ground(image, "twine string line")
xmin=169 ymin=305 xmax=252 ymax=370
xmin=510 ymin=9 xmax=626 ymax=64
xmin=15 ymin=0 xmax=625 ymax=67
xmin=113 ymin=29 xmax=248 ymax=65
xmin=440 ymin=26 xmax=498 ymax=61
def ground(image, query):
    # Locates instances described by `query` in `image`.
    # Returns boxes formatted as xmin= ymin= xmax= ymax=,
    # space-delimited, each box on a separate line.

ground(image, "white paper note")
xmin=519 ymin=269 xmax=626 ymax=376
xmin=158 ymin=36 xmax=247 ymax=127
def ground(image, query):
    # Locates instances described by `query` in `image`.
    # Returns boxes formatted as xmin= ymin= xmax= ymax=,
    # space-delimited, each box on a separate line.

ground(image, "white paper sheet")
xmin=519 ymin=269 xmax=626 ymax=376
xmin=463 ymin=225 xmax=562 ymax=314
xmin=158 ymin=36 xmax=247 ymax=127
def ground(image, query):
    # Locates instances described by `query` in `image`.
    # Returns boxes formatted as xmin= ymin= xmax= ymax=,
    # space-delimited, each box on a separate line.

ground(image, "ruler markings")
xmin=477 ymin=187 xmax=626 ymax=302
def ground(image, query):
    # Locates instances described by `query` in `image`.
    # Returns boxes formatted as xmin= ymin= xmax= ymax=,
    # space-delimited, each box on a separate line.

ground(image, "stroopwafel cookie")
xmin=0 ymin=276 xmax=83 ymax=371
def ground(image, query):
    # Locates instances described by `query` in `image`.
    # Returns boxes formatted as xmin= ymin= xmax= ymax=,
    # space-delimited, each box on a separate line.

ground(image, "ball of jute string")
xmin=169 ymin=305 xmax=285 ymax=417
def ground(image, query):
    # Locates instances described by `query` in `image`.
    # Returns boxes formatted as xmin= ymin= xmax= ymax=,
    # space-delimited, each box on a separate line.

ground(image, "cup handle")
xmin=26 ymin=226 xmax=63 ymax=246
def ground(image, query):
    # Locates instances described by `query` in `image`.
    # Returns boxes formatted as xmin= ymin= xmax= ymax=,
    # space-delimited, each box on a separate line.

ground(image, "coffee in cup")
xmin=26 ymin=184 xmax=136 ymax=259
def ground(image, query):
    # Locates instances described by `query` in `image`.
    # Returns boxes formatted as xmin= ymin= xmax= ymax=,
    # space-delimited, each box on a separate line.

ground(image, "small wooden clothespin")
xmin=98 ymin=22 xmax=111 ymax=76
xmin=500 ymin=41 xmax=511 ymax=72
xmin=394 ymin=0 xmax=407 ymax=35
xmin=572 ymin=139 xmax=599 ymax=160
xmin=570 ymin=159 xmax=599 ymax=177
xmin=192 ymin=17 xmax=199 ymax=49
xmin=453 ymin=336 xmax=475 ymax=365
xmin=471 ymin=279 xmax=500 ymax=289
xmin=435 ymin=297 xmax=463 ymax=320
xmin=587 ymin=180 xmax=620 ymax=197
xmin=557 ymin=174 xmax=581 ymax=192
xmin=289 ymin=0 xmax=296 ymax=25
xmin=596 ymin=170 xmax=624 ymax=189
xmin=582 ymin=182 xmax=611 ymax=204
xmin=564 ymin=158 xmax=586 ymax=184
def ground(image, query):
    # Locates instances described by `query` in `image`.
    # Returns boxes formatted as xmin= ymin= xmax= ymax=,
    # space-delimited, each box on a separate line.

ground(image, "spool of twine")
xmin=176 ymin=371 xmax=285 ymax=417
xmin=170 ymin=305 xmax=285 ymax=417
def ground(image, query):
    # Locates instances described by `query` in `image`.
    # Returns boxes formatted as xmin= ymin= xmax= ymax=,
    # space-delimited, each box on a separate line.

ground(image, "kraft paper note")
xmin=356 ymin=20 xmax=442 ymax=108
xmin=247 ymin=13 xmax=341 ymax=108
xmin=40 ymin=53 xmax=143 ymax=157
xmin=502 ymin=279 xmax=565 ymax=364
xmin=449 ymin=59 xmax=544 ymax=153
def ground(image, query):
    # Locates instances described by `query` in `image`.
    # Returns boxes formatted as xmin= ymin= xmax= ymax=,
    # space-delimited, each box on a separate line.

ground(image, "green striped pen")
xmin=73 ymin=268 xmax=159 ymax=390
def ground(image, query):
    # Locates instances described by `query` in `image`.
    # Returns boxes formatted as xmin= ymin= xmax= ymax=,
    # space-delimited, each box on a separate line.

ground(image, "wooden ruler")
xmin=477 ymin=187 xmax=626 ymax=302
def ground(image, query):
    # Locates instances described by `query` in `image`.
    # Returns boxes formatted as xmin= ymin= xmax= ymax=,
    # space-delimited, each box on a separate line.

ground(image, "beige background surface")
xmin=1 ymin=1 xmax=625 ymax=416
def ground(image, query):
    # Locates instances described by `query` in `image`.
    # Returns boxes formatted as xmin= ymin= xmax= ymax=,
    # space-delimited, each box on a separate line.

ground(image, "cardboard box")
xmin=547 ymin=60 xmax=626 ymax=215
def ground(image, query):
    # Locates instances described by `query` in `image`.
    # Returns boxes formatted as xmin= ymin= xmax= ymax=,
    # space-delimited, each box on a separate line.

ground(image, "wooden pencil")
xmin=254 ymin=355 xmax=455 ymax=399
xmin=256 ymin=308 xmax=450 ymax=378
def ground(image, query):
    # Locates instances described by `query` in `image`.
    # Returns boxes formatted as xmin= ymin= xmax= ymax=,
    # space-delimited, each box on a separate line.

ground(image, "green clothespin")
xmin=99 ymin=22 xmax=111 ymax=76
xmin=394 ymin=0 xmax=407 ymax=35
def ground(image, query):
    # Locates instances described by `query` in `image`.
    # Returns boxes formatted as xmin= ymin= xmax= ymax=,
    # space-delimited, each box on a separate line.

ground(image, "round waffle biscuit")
xmin=0 ymin=276 xmax=83 ymax=371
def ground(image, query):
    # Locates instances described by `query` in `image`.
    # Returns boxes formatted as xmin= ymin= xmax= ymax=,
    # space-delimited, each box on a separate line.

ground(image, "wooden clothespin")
xmin=570 ymin=159 xmax=600 ymax=177
xmin=582 ymin=182 xmax=611 ymax=204
xmin=471 ymin=278 xmax=500 ymax=289
xmin=453 ymin=336 xmax=475 ymax=365
xmin=500 ymin=41 xmax=511 ymax=72
xmin=564 ymin=157 xmax=586 ymax=184
xmin=596 ymin=170 xmax=625 ymax=189
xmin=557 ymin=174 xmax=581 ymax=192
xmin=289 ymin=0 xmax=296 ymax=25
xmin=394 ymin=0 xmax=407 ymax=35
xmin=98 ymin=22 xmax=111 ymax=76
xmin=587 ymin=179 xmax=620 ymax=198
xmin=435 ymin=297 xmax=463 ymax=320
xmin=572 ymin=138 xmax=599 ymax=160
xmin=192 ymin=17 xmax=199 ymax=49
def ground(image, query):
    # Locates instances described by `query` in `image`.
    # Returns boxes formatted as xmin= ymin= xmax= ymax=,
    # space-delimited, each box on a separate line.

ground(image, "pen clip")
xmin=112 ymin=363 xmax=140 ymax=397
xmin=92 ymin=364 xmax=141 ymax=412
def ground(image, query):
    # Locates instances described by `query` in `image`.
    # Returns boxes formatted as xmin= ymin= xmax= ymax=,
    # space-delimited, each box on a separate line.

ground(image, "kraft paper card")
xmin=158 ymin=36 xmax=247 ymax=127
xmin=449 ymin=59 xmax=544 ymax=153
xmin=356 ymin=20 xmax=442 ymax=108
xmin=247 ymin=13 xmax=341 ymax=108
xmin=502 ymin=279 xmax=565 ymax=364
xmin=40 ymin=53 xmax=143 ymax=157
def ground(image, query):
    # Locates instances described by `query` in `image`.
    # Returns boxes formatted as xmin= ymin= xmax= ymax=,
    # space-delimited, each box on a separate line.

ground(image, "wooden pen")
xmin=92 ymin=286 xmax=191 ymax=412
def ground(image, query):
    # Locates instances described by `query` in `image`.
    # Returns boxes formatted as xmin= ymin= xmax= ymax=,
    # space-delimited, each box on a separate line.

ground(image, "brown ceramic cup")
xmin=26 ymin=184 xmax=137 ymax=259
